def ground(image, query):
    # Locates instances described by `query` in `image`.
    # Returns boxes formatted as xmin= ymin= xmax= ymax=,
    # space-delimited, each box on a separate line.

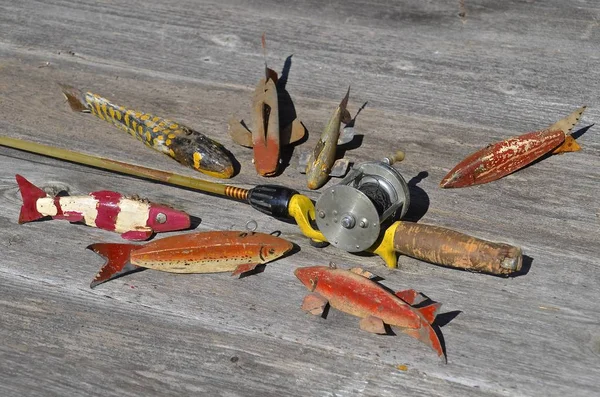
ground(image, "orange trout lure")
xmin=88 ymin=230 xmax=293 ymax=288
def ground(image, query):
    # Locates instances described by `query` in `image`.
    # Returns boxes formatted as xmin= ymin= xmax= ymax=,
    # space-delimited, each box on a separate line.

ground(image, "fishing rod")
xmin=0 ymin=136 xmax=523 ymax=275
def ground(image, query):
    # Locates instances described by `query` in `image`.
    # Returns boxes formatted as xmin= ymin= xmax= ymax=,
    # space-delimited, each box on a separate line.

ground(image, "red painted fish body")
xmin=88 ymin=231 xmax=293 ymax=287
xmin=295 ymin=265 xmax=444 ymax=359
xmin=440 ymin=129 xmax=565 ymax=188
xmin=16 ymin=174 xmax=190 ymax=240
xmin=441 ymin=106 xmax=586 ymax=188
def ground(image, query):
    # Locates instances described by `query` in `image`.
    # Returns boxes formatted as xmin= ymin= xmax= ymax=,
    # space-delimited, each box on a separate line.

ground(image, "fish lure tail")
xmin=400 ymin=317 xmax=446 ymax=360
xmin=87 ymin=243 xmax=140 ymax=288
xmin=416 ymin=302 xmax=442 ymax=324
xmin=15 ymin=175 xmax=47 ymax=224
xmin=59 ymin=83 xmax=90 ymax=113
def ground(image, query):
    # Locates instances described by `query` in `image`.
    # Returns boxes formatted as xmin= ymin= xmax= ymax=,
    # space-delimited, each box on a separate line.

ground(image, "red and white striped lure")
xmin=15 ymin=175 xmax=190 ymax=240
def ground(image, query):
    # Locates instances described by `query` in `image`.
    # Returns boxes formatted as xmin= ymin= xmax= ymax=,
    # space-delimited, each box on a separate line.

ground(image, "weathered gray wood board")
xmin=0 ymin=0 xmax=599 ymax=395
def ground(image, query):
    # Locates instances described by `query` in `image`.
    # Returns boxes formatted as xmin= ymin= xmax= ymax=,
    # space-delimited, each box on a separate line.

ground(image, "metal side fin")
xmin=359 ymin=315 xmax=386 ymax=334
xmin=329 ymin=158 xmax=351 ymax=177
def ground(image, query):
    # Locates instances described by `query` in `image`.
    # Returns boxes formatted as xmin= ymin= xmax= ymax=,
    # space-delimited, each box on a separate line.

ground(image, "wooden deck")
xmin=1 ymin=0 xmax=599 ymax=395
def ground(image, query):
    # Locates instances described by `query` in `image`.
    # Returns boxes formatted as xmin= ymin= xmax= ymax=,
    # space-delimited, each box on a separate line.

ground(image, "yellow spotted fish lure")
xmin=60 ymin=84 xmax=235 ymax=178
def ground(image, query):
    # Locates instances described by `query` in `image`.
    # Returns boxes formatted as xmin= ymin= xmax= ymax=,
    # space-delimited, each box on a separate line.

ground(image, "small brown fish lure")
xmin=60 ymin=84 xmax=235 ymax=179
xmin=440 ymin=106 xmax=586 ymax=188
xmin=229 ymin=34 xmax=305 ymax=176
xmin=87 ymin=230 xmax=293 ymax=288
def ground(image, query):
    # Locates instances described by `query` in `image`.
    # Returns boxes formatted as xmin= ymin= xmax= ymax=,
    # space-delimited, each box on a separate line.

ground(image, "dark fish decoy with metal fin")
xmin=295 ymin=264 xmax=446 ymax=360
xmin=440 ymin=106 xmax=587 ymax=188
xmin=88 ymin=230 xmax=293 ymax=288
xmin=60 ymin=84 xmax=235 ymax=178
xmin=302 ymin=87 xmax=353 ymax=190
xmin=228 ymin=34 xmax=305 ymax=176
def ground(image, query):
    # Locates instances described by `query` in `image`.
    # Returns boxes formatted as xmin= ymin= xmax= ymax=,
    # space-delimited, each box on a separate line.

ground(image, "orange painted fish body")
xmin=441 ymin=106 xmax=586 ymax=188
xmin=295 ymin=265 xmax=444 ymax=359
xmin=88 ymin=231 xmax=293 ymax=287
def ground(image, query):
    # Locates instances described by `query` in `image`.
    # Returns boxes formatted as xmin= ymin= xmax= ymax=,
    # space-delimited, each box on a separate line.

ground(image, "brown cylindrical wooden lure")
xmin=88 ymin=231 xmax=293 ymax=288
xmin=440 ymin=106 xmax=586 ymax=188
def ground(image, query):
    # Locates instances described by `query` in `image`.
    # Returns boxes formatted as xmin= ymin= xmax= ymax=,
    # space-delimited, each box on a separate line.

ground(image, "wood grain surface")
xmin=0 ymin=0 xmax=599 ymax=396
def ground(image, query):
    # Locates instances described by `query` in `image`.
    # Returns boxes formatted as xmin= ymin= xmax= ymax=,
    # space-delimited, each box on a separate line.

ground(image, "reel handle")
xmin=372 ymin=221 xmax=522 ymax=275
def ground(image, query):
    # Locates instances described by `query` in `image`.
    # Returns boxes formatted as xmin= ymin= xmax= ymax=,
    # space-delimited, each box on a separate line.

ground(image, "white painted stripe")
xmin=113 ymin=198 xmax=151 ymax=233
xmin=36 ymin=197 xmax=58 ymax=216
xmin=58 ymin=196 xmax=99 ymax=226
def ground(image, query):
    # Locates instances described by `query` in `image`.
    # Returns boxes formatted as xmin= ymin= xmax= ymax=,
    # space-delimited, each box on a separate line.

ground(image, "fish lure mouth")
xmin=197 ymin=165 xmax=235 ymax=179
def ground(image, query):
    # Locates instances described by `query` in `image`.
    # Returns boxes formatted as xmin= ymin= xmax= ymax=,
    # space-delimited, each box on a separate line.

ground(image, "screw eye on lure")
xmin=440 ymin=106 xmax=586 ymax=188
xmin=60 ymin=84 xmax=236 ymax=178
xmin=15 ymin=174 xmax=190 ymax=240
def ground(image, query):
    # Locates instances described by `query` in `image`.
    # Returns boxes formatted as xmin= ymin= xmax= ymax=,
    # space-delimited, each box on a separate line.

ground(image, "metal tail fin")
xmin=401 ymin=317 xmax=446 ymax=361
xmin=15 ymin=174 xmax=47 ymax=224
xmin=87 ymin=243 xmax=140 ymax=288
xmin=59 ymin=83 xmax=90 ymax=113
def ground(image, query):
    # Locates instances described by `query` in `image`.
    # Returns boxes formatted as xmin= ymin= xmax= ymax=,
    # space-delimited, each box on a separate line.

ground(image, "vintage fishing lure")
xmin=60 ymin=84 xmax=235 ymax=178
xmin=15 ymin=174 xmax=190 ymax=240
xmin=88 ymin=230 xmax=293 ymax=287
xmin=301 ymin=88 xmax=353 ymax=190
xmin=229 ymin=34 xmax=305 ymax=176
xmin=440 ymin=106 xmax=586 ymax=188
xmin=295 ymin=264 xmax=445 ymax=359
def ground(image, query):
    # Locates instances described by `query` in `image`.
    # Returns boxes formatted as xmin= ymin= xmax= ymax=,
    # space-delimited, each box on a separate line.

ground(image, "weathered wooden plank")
xmin=0 ymin=0 xmax=599 ymax=396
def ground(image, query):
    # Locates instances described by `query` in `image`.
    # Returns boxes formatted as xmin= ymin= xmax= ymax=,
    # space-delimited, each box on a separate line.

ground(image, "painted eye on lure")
xmin=155 ymin=213 xmax=167 ymax=224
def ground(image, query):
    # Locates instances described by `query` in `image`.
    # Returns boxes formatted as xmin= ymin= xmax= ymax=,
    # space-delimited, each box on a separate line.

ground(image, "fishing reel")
xmin=314 ymin=161 xmax=410 ymax=252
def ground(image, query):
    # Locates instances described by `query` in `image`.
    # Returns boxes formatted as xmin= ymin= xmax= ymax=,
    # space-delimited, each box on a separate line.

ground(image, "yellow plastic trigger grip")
xmin=287 ymin=194 xmax=327 ymax=242
xmin=368 ymin=221 xmax=399 ymax=268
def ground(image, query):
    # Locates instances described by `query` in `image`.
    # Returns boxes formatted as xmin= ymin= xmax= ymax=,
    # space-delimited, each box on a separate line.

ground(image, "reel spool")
xmin=315 ymin=161 xmax=410 ymax=252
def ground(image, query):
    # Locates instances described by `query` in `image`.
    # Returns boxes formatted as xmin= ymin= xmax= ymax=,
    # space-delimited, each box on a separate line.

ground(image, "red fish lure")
xmin=441 ymin=107 xmax=586 ymax=188
xmin=295 ymin=264 xmax=445 ymax=360
xmin=16 ymin=175 xmax=190 ymax=240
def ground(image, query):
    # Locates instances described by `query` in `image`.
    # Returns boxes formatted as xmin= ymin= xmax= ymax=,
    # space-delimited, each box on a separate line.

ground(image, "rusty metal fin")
xmin=301 ymin=293 xmax=328 ymax=316
xmin=329 ymin=158 xmax=351 ymax=178
xmin=395 ymin=289 xmax=426 ymax=305
xmin=359 ymin=315 xmax=386 ymax=334
xmin=349 ymin=267 xmax=378 ymax=280
xmin=229 ymin=118 xmax=254 ymax=147
xmin=231 ymin=262 xmax=259 ymax=277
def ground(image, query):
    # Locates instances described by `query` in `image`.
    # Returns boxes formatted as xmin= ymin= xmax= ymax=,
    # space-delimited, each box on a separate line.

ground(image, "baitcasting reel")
xmin=315 ymin=161 xmax=410 ymax=252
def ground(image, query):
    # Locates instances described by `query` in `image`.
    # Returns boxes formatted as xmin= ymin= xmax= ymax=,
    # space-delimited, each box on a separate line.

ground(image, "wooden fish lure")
xmin=440 ymin=107 xmax=586 ymax=188
xmin=16 ymin=174 xmax=190 ymax=240
xmin=229 ymin=34 xmax=305 ymax=176
xmin=302 ymin=88 xmax=353 ymax=190
xmin=60 ymin=84 xmax=235 ymax=179
xmin=295 ymin=264 xmax=445 ymax=360
xmin=88 ymin=231 xmax=293 ymax=288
